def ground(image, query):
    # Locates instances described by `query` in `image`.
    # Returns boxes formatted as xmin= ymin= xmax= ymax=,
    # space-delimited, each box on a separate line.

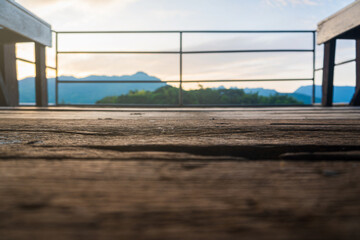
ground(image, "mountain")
xmin=295 ymin=85 xmax=355 ymax=103
xmin=285 ymin=92 xmax=317 ymax=104
xmin=237 ymin=86 xmax=354 ymax=104
xmin=243 ymin=88 xmax=278 ymax=97
xmin=244 ymin=88 xmax=318 ymax=104
xmin=18 ymin=73 xmax=355 ymax=105
xmin=19 ymin=72 xmax=166 ymax=104
xmin=242 ymin=87 xmax=318 ymax=104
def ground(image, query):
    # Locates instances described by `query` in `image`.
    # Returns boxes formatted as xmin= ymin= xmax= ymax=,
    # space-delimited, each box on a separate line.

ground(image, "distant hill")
xmin=295 ymin=85 xmax=355 ymax=103
xmin=19 ymin=72 xmax=166 ymax=104
xmin=243 ymin=88 xmax=278 ymax=97
xmin=241 ymin=86 xmax=354 ymax=104
xmin=18 ymin=73 xmax=355 ymax=105
xmin=242 ymin=87 xmax=319 ymax=104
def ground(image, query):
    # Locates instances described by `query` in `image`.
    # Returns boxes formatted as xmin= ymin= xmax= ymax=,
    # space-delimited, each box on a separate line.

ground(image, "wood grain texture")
xmin=0 ymin=109 xmax=360 ymax=240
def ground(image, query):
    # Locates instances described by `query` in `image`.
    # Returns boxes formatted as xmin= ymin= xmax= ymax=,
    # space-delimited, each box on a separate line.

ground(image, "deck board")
xmin=0 ymin=107 xmax=360 ymax=239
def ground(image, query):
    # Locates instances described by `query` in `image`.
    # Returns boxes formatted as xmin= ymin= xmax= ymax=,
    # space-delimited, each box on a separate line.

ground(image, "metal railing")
xmin=23 ymin=30 xmax=318 ymax=106
xmin=16 ymin=57 xmax=56 ymax=70
xmin=315 ymin=58 xmax=356 ymax=72
xmin=16 ymin=32 xmax=57 ymax=88
xmin=314 ymin=55 xmax=356 ymax=105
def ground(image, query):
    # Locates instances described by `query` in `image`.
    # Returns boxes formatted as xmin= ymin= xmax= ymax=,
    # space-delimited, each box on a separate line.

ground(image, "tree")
xmin=96 ymin=85 xmax=303 ymax=105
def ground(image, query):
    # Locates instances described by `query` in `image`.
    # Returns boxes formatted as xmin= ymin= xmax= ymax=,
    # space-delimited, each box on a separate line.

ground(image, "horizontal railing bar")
xmin=56 ymin=103 xmax=311 ymax=108
xmin=58 ymin=51 xmax=179 ymax=54
xmin=335 ymin=59 xmax=356 ymax=66
xmin=182 ymin=104 xmax=312 ymax=107
xmin=58 ymin=80 xmax=178 ymax=83
xmin=314 ymin=58 xmax=356 ymax=71
xmin=58 ymin=104 xmax=181 ymax=107
xmin=57 ymin=78 xmax=313 ymax=84
xmin=16 ymin=57 xmax=35 ymax=64
xmin=55 ymin=30 xmax=315 ymax=34
xmin=17 ymin=57 xmax=57 ymax=70
xmin=183 ymin=78 xmax=314 ymax=82
xmin=57 ymin=49 xmax=313 ymax=55
xmin=183 ymin=49 xmax=314 ymax=54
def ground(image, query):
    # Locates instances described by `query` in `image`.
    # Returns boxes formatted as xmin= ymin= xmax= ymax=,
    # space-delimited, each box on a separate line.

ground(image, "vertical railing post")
xmin=55 ymin=32 xmax=59 ymax=106
xmin=179 ymin=32 xmax=183 ymax=106
xmin=35 ymin=43 xmax=48 ymax=107
xmin=322 ymin=39 xmax=336 ymax=106
xmin=312 ymin=31 xmax=316 ymax=104
xmin=0 ymin=43 xmax=18 ymax=106
xmin=350 ymin=39 xmax=360 ymax=106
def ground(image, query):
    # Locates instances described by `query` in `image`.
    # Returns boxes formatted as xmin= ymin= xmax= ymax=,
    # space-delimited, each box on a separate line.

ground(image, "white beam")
xmin=317 ymin=1 xmax=360 ymax=44
xmin=0 ymin=0 xmax=52 ymax=46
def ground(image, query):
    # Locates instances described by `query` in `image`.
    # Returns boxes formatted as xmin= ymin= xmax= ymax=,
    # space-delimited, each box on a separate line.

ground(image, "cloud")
xmin=15 ymin=0 xmax=140 ymax=30
xmin=265 ymin=0 xmax=319 ymax=7
xmin=15 ymin=0 xmax=60 ymax=7
xmin=15 ymin=0 xmax=137 ymax=8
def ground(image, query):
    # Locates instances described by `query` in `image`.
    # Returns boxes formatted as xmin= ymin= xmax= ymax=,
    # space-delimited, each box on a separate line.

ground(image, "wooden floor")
xmin=0 ymin=107 xmax=360 ymax=240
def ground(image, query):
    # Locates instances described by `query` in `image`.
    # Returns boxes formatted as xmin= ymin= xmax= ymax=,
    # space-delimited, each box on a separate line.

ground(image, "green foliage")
xmin=96 ymin=85 xmax=303 ymax=105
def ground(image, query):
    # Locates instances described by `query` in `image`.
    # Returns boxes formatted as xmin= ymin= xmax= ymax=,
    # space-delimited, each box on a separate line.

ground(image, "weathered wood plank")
xmin=317 ymin=0 xmax=360 ymax=44
xmin=322 ymin=40 xmax=336 ymax=106
xmin=35 ymin=43 xmax=48 ymax=107
xmin=0 ymin=116 xmax=359 ymax=240
xmin=0 ymin=0 xmax=51 ymax=46
xmin=0 ymin=43 xmax=18 ymax=106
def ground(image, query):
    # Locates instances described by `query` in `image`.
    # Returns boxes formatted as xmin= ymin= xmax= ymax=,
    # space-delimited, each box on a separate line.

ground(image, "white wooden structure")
xmin=317 ymin=0 xmax=360 ymax=106
xmin=0 ymin=0 xmax=52 ymax=106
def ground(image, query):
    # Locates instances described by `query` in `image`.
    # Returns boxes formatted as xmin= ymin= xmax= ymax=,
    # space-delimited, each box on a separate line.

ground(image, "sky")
xmin=15 ymin=0 xmax=356 ymax=92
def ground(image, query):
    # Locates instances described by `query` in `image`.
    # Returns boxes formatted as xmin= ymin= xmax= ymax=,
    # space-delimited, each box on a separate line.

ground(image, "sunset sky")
xmin=15 ymin=0 xmax=356 ymax=92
